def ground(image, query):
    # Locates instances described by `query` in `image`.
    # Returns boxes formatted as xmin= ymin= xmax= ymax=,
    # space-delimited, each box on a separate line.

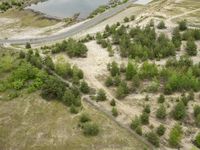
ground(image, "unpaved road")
xmin=0 ymin=0 xmax=135 ymax=45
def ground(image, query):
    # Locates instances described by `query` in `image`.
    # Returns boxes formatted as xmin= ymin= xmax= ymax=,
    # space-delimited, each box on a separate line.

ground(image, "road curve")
xmin=0 ymin=0 xmax=135 ymax=45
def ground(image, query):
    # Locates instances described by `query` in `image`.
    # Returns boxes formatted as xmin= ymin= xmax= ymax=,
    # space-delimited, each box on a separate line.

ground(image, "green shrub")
xmin=80 ymin=113 xmax=91 ymax=123
xmin=112 ymin=107 xmax=118 ymax=117
xmin=156 ymin=105 xmax=166 ymax=119
xmin=156 ymin=124 xmax=166 ymax=136
xmin=157 ymin=21 xmax=166 ymax=29
xmin=146 ymin=132 xmax=160 ymax=147
xmin=168 ymin=124 xmax=183 ymax=147
xmin=96 ymin=89 xmax=107 ymax=101
xmin=194 ymin=133 xmax=200 ymax=148
xmin=83 ymin=123 xmax=99 ymax=136
xmin=172 ymin=101 xmax=186 ymax=120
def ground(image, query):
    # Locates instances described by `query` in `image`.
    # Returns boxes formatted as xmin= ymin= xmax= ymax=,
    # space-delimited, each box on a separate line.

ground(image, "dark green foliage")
xmin=112 ymin=107 xmax=118 ymax=117
xmin=70 ymin=105 xmax=79 ymax=114
xmin=156 ymin=105 xmax=167 ymax=120
xmin=25 ymin=42 xmax=31 ymax=49
xmin=194 ymin=133 xmax=200 ymax=148
xmin=146 ymin=132 xmax=160 ymax=147
xmin=140 ymin=112 xmax=149 ymax=125
xmin=158 ymin=94 xmax=165 ymax=103
xmin=19 ymin=51 xmax=26 ymax=59
xmin=194 ymin=105 xmax=200 ymax=118
xmin=110 ymin=99 xmax=116 ymax=106
xmin=186 ymin=39 xmax=197 ymax=56
xmin=143 ymin=105 xmax=151 ymax=114
xmin=156 ymin=124 xmax=166 ymax=136
xmin=157 ymin=21 xmax=166 ymax=29
xmin=130 ymin=15 xmax=135 ymax=21
xmin=80 ymin=81 xmax=90 ymax=94
xmin=172 ymin=101 xmax=186 ymax=120
xmin=124 ymin=17 xmax=129 ymax=22
xmin=179 ymin=20 xmax=187 ymax=31
xmin=96 ymin=89 xmax=107 ymax=101
xmin=168 ymin=124 xmax=183 ymax=147
xmin=83 ymin=123 xmax=99 ymax=136
xmin=52 ymin=39 xmax=88 ymax=57
xmin=195 ymin=114 xmax=200 ymax=127
xmin=80 ymin=113 xmax=91 ymax=123
xmin=41 ymin=76 xmax=66 ymax=100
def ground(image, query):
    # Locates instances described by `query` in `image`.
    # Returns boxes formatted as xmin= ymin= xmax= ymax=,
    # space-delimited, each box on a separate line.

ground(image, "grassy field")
xmin=0 ymin=92 xmax=147 ymax=150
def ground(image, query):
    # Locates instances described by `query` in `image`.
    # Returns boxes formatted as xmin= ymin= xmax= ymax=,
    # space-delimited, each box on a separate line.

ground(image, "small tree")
xmin=135 ymin=126 xmax=142 ymax=135
xmin=130 ymin=116 xmax=141 ymax=130
xmin=83 ymin=123 xmax=99 ymax=136
xmin=110 ymin=61 xmax=120 ymax=77
xmin=157 ymin=21 xmax=166 ymax=29
xmin=130 ymin=15 xmax=135 ymax=21
xmin=25 ymin=42 xmax=31 ymax=49
xmin=158 ymin=94 xmax=165 ymax=103
xmin=124 ymin=17 xmax=129 ymax=22
xmin=168 ymin=124 xmax=183 ymax=147
xmin=194 ymin=132 xmax=200 ymax=148
xmin=156 ymin=105 xmax=167 ymax=120
xmin=140 ymin=112 xmax=149 ymax=125
xmin=172 ymin=101 xmax=186 ymax=120
xmin=156 ymin=124 xmax=166 ymax=136
xmin=186 ymin=39 xmax=197 ymax=56
xmin=143 ymin=105 xmax=151 ymax=114
xmin=179 ymin=20 xmax=187 ymax=31
xmin=110 ymin=99 xmax=116 ymax=106
xmin=96 ymin=89 xmax=107 ymax=101
xmin=80 ymin=81 xmax=90 ymax=94
xmin=146 ymin=132 xmax=160 ymax=147
xmin=126 ymin=61 xmax=136 ymax=80
xmin=105 ymin=76 xmax=113 ymax=87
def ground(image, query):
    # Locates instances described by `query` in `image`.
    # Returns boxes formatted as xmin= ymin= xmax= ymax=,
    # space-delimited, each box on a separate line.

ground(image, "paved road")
xmin=0 ymin=0 xmax=135 ymax=45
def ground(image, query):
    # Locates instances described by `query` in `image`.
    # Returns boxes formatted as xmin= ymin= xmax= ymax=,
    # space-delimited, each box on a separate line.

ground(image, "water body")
xmin=26 ymin=0 xmax=109 ymax=19
xmin=26 ymin=0 xmax=152 ymax=19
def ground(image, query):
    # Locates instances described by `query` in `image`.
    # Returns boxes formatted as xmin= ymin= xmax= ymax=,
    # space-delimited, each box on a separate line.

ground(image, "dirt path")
xmin=166 ymin=8 xmax=200 ymax=21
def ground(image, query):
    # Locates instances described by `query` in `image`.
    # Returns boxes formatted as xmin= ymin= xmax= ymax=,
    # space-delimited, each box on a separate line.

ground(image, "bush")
xmin=80 ymin=113 xmax=91 ymax=123
xmin=156 ymin=105 xmax=167 ymax=120
xmin=146 ymin=132 xmax=160 ymax=147
xmin=157 ymin=21 xmax=166 ymax=29
xmin=25 ymin=42 xmax=31 ymax=49
xmin=135 ymin=126 xmax=142 ymax=135
xmin=172 ymin=101 xmax=186 ymax=120
xmin=126 ymin=61 xmax=137 ymax=80
xmin=124 ymin=17 xmax=129 ymax=22
xmin=80 ymin=81 xmax=90 ymax=94
xmin=194 ymin=105 xmax=200 ymax=118
xmin=143 ymin=105 xmax=151 ymax=114
xmin=110 ymin=99 xmax=116 ymax=106
xmin=195 ymin=114 xmax=200 ymax=127
xmin=112 ymin=107 xmax=118 ymax=117
xmin=186 ymin=39 xmax=197 ymax=56
xmin=130 ymin=15 xmax=135 ymax=21
xmin=83 ymin=123 xmax=99 ymax=136
xmin=179 ymin=20 xmax=187 ymax=31
xmin=158 ymin=94 xmax=165 ymax=103
xmin=70 ymin=105 xmax=79 ymax=114
xmin=168 ymin=124 xmax=183 ymax=147
xmin=96 ymin=89 xmax=107 ymax=101
xmin=140 ymin=112 xmax=149 ymax=125
xmin=156 ymin=124 xmax=166 ymax=136
xmin=105 ymin=76 xmax=113 ymax=87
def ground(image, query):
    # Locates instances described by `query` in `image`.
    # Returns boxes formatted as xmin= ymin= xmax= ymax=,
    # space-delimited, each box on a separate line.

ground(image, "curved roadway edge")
xmin=0 ymin=0 xmax=136 ymax=45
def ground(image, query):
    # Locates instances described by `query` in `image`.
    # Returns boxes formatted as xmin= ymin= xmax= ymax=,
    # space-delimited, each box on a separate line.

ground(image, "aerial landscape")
xmin=0 ymin=0 xmax=200 ymax=150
